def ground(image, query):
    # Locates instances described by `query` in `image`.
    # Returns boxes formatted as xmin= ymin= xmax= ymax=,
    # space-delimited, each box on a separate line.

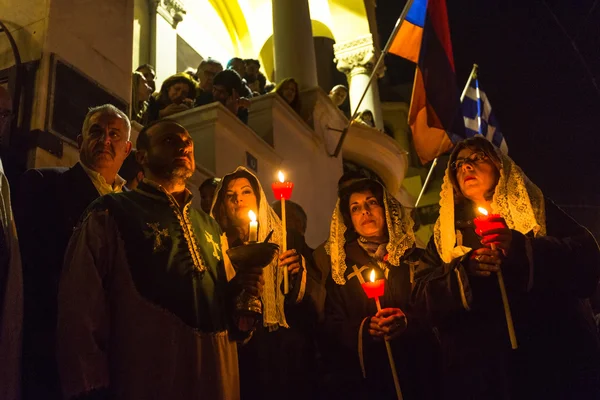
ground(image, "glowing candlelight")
xmin=248 ymin=210 xmax=258 ymax=242
xmin=361 ymin=269 xmax=385 ymax=300
xmin=474 ymin=207 xmax=504 ymax=236
xmin=271 ymin=170 xmax=294 ymax=294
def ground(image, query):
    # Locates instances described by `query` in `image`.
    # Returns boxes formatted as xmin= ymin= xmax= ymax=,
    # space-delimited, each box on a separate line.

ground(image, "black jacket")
xmin=15 ymin=162 xmax=103 ymax=400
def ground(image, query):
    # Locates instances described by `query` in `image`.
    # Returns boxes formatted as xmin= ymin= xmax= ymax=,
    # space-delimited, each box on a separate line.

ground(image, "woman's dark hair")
xmin=156 ymin=73 xmax=197 ymax=106
xmin=338 ymin=178 xmax=384 ymax=232
xmin=275 ymin=78 xmax=301 ymax=112
xmin=212 ymin=170 xmax=261 ymax=231
xmin=448 ymin=136 xmax=502 ymax=203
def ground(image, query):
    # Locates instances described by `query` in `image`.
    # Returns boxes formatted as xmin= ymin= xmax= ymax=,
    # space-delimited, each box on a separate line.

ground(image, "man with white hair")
xmin=15 ymin=104 xmax=132 ymax=400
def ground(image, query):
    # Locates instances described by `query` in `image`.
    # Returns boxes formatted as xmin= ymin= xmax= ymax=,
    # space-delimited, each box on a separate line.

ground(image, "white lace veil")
xmin=211 ymin=166 xmax=288 ymax=330
xmin=434 ymin=143 xmax=546 ymax=263
xmin=325 ymin=179 xmax=416 ymax=285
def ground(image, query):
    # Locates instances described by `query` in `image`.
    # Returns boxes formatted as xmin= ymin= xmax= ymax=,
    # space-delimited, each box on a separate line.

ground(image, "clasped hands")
xmin=369 ymin=308 xmax=407 ymax=341
xmin=468 ymin=215 xmax=513 ymax=277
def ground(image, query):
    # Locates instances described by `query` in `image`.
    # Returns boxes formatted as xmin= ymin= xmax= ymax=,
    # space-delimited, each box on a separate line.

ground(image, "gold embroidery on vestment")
xmin=144 ymin=222 xmax=169 ymax=252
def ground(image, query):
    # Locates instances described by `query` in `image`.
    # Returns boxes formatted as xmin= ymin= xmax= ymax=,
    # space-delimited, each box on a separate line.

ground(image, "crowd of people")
xmin=130 ymin=58 xmax=351 ymax=128
xmin=0 ymin=66 xmax=599 ymax=400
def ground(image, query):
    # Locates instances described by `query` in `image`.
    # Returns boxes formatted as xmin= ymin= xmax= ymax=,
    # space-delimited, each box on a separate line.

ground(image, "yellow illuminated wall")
xmin=133 ymin=0 xmax=376 ymax=87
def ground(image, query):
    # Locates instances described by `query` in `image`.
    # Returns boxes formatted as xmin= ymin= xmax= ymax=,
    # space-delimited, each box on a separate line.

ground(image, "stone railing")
xmin=342 ymin=121 xmax=409 ymax=199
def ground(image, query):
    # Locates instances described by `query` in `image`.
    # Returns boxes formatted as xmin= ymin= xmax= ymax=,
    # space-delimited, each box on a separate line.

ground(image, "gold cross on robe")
xmin=144 ymin=222 xmax=169 ymax=253
xmin=348 ymin=265 xmax=369 ymax=285
xmin=204 ymin=231 xmax=221 ymax=261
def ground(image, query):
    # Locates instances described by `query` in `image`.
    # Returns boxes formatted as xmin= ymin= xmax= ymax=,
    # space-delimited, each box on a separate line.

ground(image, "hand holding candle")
xmin=271 ymin=171 xmax=294 ymax=294
xmin=474 ymin=207 xmax=518 ymax=350
xmin=356 ymin=267 xmax=403 ymax=400
xmin=474 ymin=207 xmax=513 ymax=255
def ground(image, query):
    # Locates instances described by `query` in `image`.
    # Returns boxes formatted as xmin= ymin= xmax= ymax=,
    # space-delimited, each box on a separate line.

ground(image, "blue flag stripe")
xmin=461 ymin=77 xmax=508 ymax=154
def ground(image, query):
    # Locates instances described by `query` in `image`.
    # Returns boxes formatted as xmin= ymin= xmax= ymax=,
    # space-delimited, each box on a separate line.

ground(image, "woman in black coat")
xmin=413 ymin=136 xmax=600 ymax=399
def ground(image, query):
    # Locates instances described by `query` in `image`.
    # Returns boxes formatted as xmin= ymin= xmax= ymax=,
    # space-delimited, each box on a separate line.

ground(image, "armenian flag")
xmin=388 ymin=0 xmax=465 ymax=164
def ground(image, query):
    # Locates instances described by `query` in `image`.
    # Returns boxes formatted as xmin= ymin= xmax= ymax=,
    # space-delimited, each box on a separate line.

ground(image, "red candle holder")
xmin=473 ymin=214 xmax=506 ymax=236
xmin=361 ymin=279 xmax=385 ymax=299
xmin=271 ymin=181 xmax=294 ymax=200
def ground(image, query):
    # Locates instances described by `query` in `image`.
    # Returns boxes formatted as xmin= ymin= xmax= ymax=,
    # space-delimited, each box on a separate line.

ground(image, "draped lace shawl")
xmin=325 ymin=188 xmax=415 ymax=285
xmin=434 ymin=149 xmax=546 ymax=263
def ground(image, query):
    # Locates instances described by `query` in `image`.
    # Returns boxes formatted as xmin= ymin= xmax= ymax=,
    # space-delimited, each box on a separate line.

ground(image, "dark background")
xmin=377 ymin=0 xmax=600 ymax=235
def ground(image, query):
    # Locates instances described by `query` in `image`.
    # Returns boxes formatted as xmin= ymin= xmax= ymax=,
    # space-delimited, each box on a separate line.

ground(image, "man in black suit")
xmin=15 ymin=104 xmax=132 ymax=400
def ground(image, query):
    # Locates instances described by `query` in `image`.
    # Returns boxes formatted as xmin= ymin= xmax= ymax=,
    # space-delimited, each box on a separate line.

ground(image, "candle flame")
xmin=278 ymin=170 xmax=285 ymax=183
xmin=370 ymin=269 xmax=375 ymax=283
xmin=248 ymin=210 xmax=257 ymax=222
xmin=477 ymin=207 xmax=489 ymax=216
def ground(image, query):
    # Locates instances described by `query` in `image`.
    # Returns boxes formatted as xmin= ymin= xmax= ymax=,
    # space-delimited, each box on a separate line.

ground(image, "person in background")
xmin=328 ymin=85 xmax=348 ymax=109
xmin=136 ymin=64 xmax=156 ymax=93
xmin=0 ymin=86 xmax=23 ymax=400
xmin=131 ymin=71 xmax=152 ymax=124
xmin=15 ymin=104 xmax=132 ymax=400
xmin=209 ymin=70 xmax=251 ymax=124
xmin=183 ymin=67 xmax=199 ymax=83
xmin=227 ymin=58 xmax=246 ymax=79
xmin=271 ymin=200 xmax=310 ymax=246
xmin=275 ymin=78 xmax=301 ymax=115
xmin=199 ymin=177 xmax=220 ymax=215
xmin=196 ymin=58 xmax=223 ymax=106
xmin=144 ymin=73 xmax=196 ymax=123
xmin=227 ymin=58 xmax=253 ymax=98
xmin=119 ymin=150 xmax=144 ymax=191
xmin=244 ymin=59 xmax=261 ymax=83
xmin=354 ymin=110 xmax=375 ymax=128
xmin=247 ymin=71 xmax=267 ymax=96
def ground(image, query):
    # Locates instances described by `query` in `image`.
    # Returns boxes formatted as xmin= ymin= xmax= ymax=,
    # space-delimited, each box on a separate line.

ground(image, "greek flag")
xmin=461 ymin=78 xmax=508 ymax=154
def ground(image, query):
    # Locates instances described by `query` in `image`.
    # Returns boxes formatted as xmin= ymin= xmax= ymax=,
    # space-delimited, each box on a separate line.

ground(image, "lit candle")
xmin=361 ymin=269 xmax=385 ymax=307
xmin=355 ymin=266 xmax=402 ymax=400
xmin=474 ymin=207 xmax=505 ymax=236
xmin=271 ymin=170 xmax=294 ymax=294
xmin=474 ymin=207 xmax=518 ymax=350
xmin=248 ymin=210 xmax=258 ymax=242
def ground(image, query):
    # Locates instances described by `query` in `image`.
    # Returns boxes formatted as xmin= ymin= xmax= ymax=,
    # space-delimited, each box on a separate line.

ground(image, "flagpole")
xmin=414 ymin=63 xmax=479 ymax=208
xmin=332 ymin=0 xmax=416 ymax=157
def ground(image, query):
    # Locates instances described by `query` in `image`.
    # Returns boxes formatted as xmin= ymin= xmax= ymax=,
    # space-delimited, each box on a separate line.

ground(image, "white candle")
xmin=248 ymin=210 xmax=258 ymax=242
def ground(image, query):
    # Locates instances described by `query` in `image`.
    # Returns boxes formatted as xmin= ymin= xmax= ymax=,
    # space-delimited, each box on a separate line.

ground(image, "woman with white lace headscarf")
xmin=413 ymin=136 xmax=600 ymax=399
xmin=211 ymin=167 xmax=320 ymax=400
xmin=314 ymin=174 xmax=441 ymax=400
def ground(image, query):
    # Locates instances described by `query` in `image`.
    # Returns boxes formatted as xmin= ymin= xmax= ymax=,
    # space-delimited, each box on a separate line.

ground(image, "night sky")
xmin=377 ymin=1 xmax=600 ymax=213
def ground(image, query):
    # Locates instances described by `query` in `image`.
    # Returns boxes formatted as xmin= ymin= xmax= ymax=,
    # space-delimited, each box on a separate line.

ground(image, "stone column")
xmin=334 ymin=34 xmax=384 ymax=130
xmin=272 ymin=0 xmax=318 ymax=89
xmin=150 ymin=0 xmax=186 ymax=89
